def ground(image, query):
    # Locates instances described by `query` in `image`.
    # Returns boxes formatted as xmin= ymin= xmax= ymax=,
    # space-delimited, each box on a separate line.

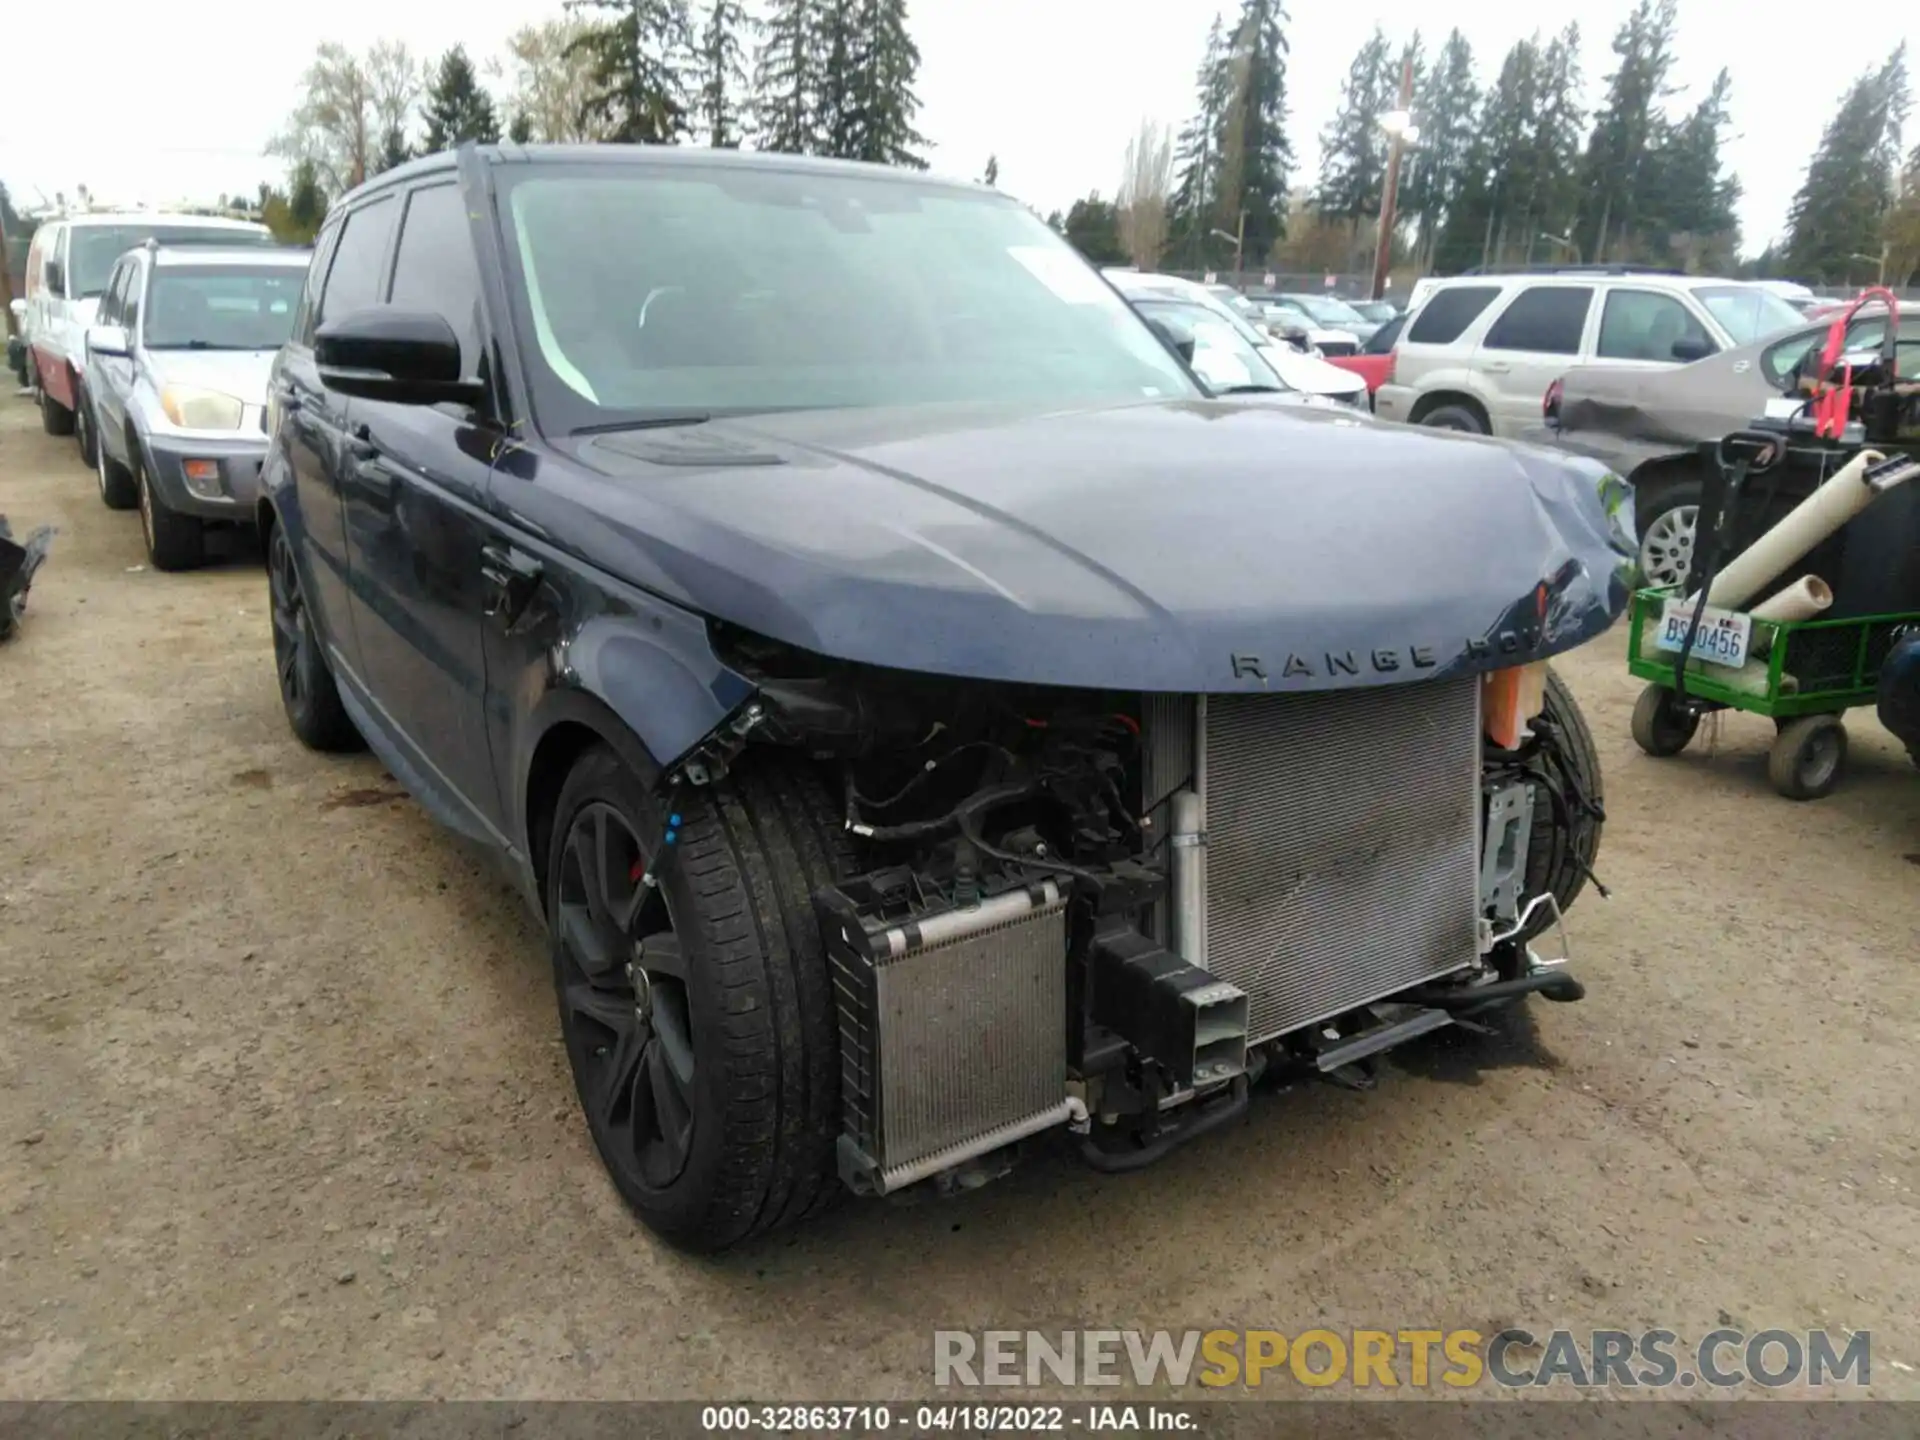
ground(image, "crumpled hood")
xmin=144 ymin=348 xmax=277 ymax=406
xmin=550 ymin=397 xmax=1634 ymax=694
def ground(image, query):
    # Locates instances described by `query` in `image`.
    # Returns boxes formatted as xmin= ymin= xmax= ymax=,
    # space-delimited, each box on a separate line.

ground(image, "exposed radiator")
xmin=1144 ymin=678 xmax=1482 ymax=1043
xmin=823 ymin=881 xmax=1073 ymax=1195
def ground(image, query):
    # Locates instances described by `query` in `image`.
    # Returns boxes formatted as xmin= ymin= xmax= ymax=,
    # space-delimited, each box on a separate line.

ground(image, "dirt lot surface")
xmin=2 ymin=388 xmax=1918 ymax=1406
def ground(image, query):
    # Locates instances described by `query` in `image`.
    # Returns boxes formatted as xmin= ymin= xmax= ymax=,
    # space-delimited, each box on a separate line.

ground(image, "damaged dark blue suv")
xmin=260 ymin=143 xmax=1634 ymax=1253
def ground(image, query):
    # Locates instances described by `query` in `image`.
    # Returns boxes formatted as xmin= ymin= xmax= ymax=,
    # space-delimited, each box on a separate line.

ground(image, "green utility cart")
xmin=1627 ymin=585 xmax=1920 ymax=799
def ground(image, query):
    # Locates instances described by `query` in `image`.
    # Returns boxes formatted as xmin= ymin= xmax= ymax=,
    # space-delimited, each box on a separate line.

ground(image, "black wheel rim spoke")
xmin=556 ymin=801 xmax=692 ymax=1187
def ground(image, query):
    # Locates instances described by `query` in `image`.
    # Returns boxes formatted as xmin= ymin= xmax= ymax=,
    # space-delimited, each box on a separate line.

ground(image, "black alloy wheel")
xmin=553 ymin=802 xmax=696 ymax=1191
xmin=267 ymin=524 xmax=361 ymax=752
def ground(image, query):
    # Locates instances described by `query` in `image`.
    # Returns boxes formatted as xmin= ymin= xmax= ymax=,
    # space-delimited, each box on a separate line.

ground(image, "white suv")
xmin=1375 ymin=268 xmax=1805 ymax=439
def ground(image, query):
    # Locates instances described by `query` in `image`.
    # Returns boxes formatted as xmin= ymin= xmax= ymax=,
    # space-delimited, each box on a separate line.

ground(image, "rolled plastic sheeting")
xmin=1702 ymin=450 xmax=1891 ymax=609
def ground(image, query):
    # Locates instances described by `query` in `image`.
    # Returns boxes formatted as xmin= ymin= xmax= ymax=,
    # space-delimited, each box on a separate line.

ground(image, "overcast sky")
xmin=2 ymin=0 xmax=1911 ymax=256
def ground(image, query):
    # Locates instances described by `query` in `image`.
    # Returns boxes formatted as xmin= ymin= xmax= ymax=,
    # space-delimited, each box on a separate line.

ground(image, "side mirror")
xmin=315 ymin=309 xmax=484 ymax=407
xmin=1670 ymin=336 xmax=1714 ymax=363
xmin=87 ymin=324 xmax=130 ymax=358
xmin=8 ymin=298 xmax=22 ymax=324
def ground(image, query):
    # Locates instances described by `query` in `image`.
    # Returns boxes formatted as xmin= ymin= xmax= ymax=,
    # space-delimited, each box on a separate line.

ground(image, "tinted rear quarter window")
xmin=1407 ymin=286 xmax=1501 ymax=345
xmin=318 ymin=197 xmax=398 ymax=325
xmin=1483 ymin=286 xmax=1593 ymax=354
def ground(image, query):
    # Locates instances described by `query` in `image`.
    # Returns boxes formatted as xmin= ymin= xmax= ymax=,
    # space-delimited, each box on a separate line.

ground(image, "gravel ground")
xmin=2 ymin=388 xmax=1918 ymax=1404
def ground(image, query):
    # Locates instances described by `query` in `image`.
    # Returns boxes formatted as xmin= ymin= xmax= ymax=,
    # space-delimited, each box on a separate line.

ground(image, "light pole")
xmin=1848 ymin=250 xmax=1887 ymax=285
xmin=1211 ymin=213 xmax=1246 ymax=288
xmin=1370 ymin=58 xmax=1418 ymax=303
xmin=1539 ymin=232 xmax=1581 ymax=264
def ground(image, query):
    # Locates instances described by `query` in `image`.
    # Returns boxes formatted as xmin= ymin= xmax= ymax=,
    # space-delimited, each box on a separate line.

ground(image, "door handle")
xmin=346 ymin=422 xmax=378 ymax=462
xmin=480 ymin=543 xmax=544 ymax=625
xmin=275 ymin=386 xmax=303 ymax=413
xmin=1481 ymin=360 xmax=1511 ymax=374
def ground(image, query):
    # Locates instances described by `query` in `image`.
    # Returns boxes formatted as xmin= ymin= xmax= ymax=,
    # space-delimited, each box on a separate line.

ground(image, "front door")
xmin=337 ymin=180 xmax=506 ymax=838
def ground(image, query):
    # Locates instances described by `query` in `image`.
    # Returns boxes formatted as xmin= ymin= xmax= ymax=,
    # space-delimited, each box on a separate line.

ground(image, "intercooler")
xmin=1144 ymin=677 xmax=1483 ymax=1043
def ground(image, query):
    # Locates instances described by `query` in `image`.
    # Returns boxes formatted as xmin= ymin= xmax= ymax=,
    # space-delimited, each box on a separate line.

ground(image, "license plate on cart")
xmin=1653 ymin=599 xmax=1751 ymax=668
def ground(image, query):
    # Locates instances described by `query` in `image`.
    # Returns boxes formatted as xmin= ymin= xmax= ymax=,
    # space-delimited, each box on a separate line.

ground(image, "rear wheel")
xmin=1419 ymin=403 xmax=1487 ymax=434
xmin=135 ymin=444 xmax=207 ymax=572
xmin=1636 ymin=480 xmax=1701 ymax=589
xmin=38 ymin=377 xmax=74 ymax=437
xmin=74 ymin=380 xmax=98 ymax=468
xmin=267 ymin=523 xmax=362 ymax=752
xmin=547 ymin=746 xmax=855 ymax=1253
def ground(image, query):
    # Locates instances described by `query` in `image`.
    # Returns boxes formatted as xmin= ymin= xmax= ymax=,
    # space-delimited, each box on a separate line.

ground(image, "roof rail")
xmin=1455 ymin=263 xmax=1685 ymax=278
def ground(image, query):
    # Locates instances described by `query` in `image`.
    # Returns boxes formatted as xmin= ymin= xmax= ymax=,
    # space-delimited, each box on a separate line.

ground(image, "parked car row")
xmin=15 ymin=209 xmax=306 ymax=568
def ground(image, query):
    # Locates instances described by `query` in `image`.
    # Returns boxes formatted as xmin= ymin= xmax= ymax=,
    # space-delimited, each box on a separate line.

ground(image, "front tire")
xmin=134 ymin=444 xmax=207 ymax=572
xmin=1524 ymin=668 xmax=1605 ymax=938
xmin=267 ymin=523 xmax=362 ymax=752
xmin=96 ymin=418 xmax=138 ymax=510
xmin=1631 ymin=683 xmax=1699 ymax=757
xmin=1769 ymin=714 xmax=1847 ymax=800
xmin=548 ymin=746 xmax=854 ymax=1253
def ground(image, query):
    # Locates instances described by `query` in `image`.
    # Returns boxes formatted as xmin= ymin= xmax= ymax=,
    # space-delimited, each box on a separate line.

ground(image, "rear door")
xmin=337 ymin=179 xmax=508 ymax=837
xmin=1472 ymin=283 xmax=1594 ymax=436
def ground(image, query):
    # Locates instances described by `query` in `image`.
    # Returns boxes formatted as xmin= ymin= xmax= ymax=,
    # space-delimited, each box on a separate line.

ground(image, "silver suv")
xmin=1374 ymin=267 xmax=1805 ymax=439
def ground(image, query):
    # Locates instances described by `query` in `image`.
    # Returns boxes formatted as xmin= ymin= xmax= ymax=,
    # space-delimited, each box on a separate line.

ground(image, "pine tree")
xmin=1641 ymin=68 xmax=1741 ymax=270
xmin=694 ymin=0 xmax=751 ymax=146
xmin=422 ymin=45 xmax=501 ymax=153
xmin=1576 ymin=0 xmax=1681 ymax=264
xmin=287 ymin=161 xmax=328 ymax=241
xmin=378 ymin=124 xmax=412 ymax=174
xmin=1062 ymin=195 xmax=1127 ymax=264
xmin=1403 ymin=29 xmax=1477 ymax=267
xmin=1217 ymin=0 xmax=1293 ymax=263
xmin=753 ymin=0 xmax=823 ymax=153
xmin=851 ymin=0 xmax=928 ymax=167
xmin=1523 ymin=24 xmax=1585 ymax=257
xmin=1435 ymin=37 xmax=1537 ymax=272
xmin=1785 ymin=47 xmax=1910 ymax=282
xmin=1168 ymin=15 xmax=1231 ymax=267
xmin=568 ymin=0 xmax=695 ymax=145
xmin=508 ymin=111 xmax=535 ymax=144
xmin=1315 ymin=28 xmax=1394 ymax=224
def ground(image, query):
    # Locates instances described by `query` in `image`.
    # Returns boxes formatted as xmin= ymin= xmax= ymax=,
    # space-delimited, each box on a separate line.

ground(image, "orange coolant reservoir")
xmin=1483 ymin=661 xmax=1548 ymax=750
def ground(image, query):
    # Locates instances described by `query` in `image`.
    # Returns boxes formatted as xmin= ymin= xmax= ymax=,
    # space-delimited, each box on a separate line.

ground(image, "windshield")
xmin=1132 ymin=296 xmax=1286 ymax=392
xmin=69 ymin=224 xmax=273 ymax=298
xmin=1696 ymin=286 xmax=1804 ymax=347
xmin=143 ymin=266 xmax=303 ymax=350
xmin=1354 ymin=301 xmax=1397 ymax=323
xmin=1291 ymin=295 xmax=1368 ymax=326
xmin=498 ymin=163 xmax=1198 ymax=431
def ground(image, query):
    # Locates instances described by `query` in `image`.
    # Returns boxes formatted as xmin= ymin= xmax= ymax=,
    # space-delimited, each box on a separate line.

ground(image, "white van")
xmin=23 ymin=212 xmax=274 ymax=460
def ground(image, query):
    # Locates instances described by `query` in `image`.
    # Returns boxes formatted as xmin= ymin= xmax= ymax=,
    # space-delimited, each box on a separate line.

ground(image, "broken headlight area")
xmin=700 ymin=623 xmax=1603 ymax=1200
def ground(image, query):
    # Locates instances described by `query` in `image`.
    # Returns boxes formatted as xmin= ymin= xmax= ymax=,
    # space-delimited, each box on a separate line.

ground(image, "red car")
xmin=1323 ymin=313 xmax=1404 ymax=398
